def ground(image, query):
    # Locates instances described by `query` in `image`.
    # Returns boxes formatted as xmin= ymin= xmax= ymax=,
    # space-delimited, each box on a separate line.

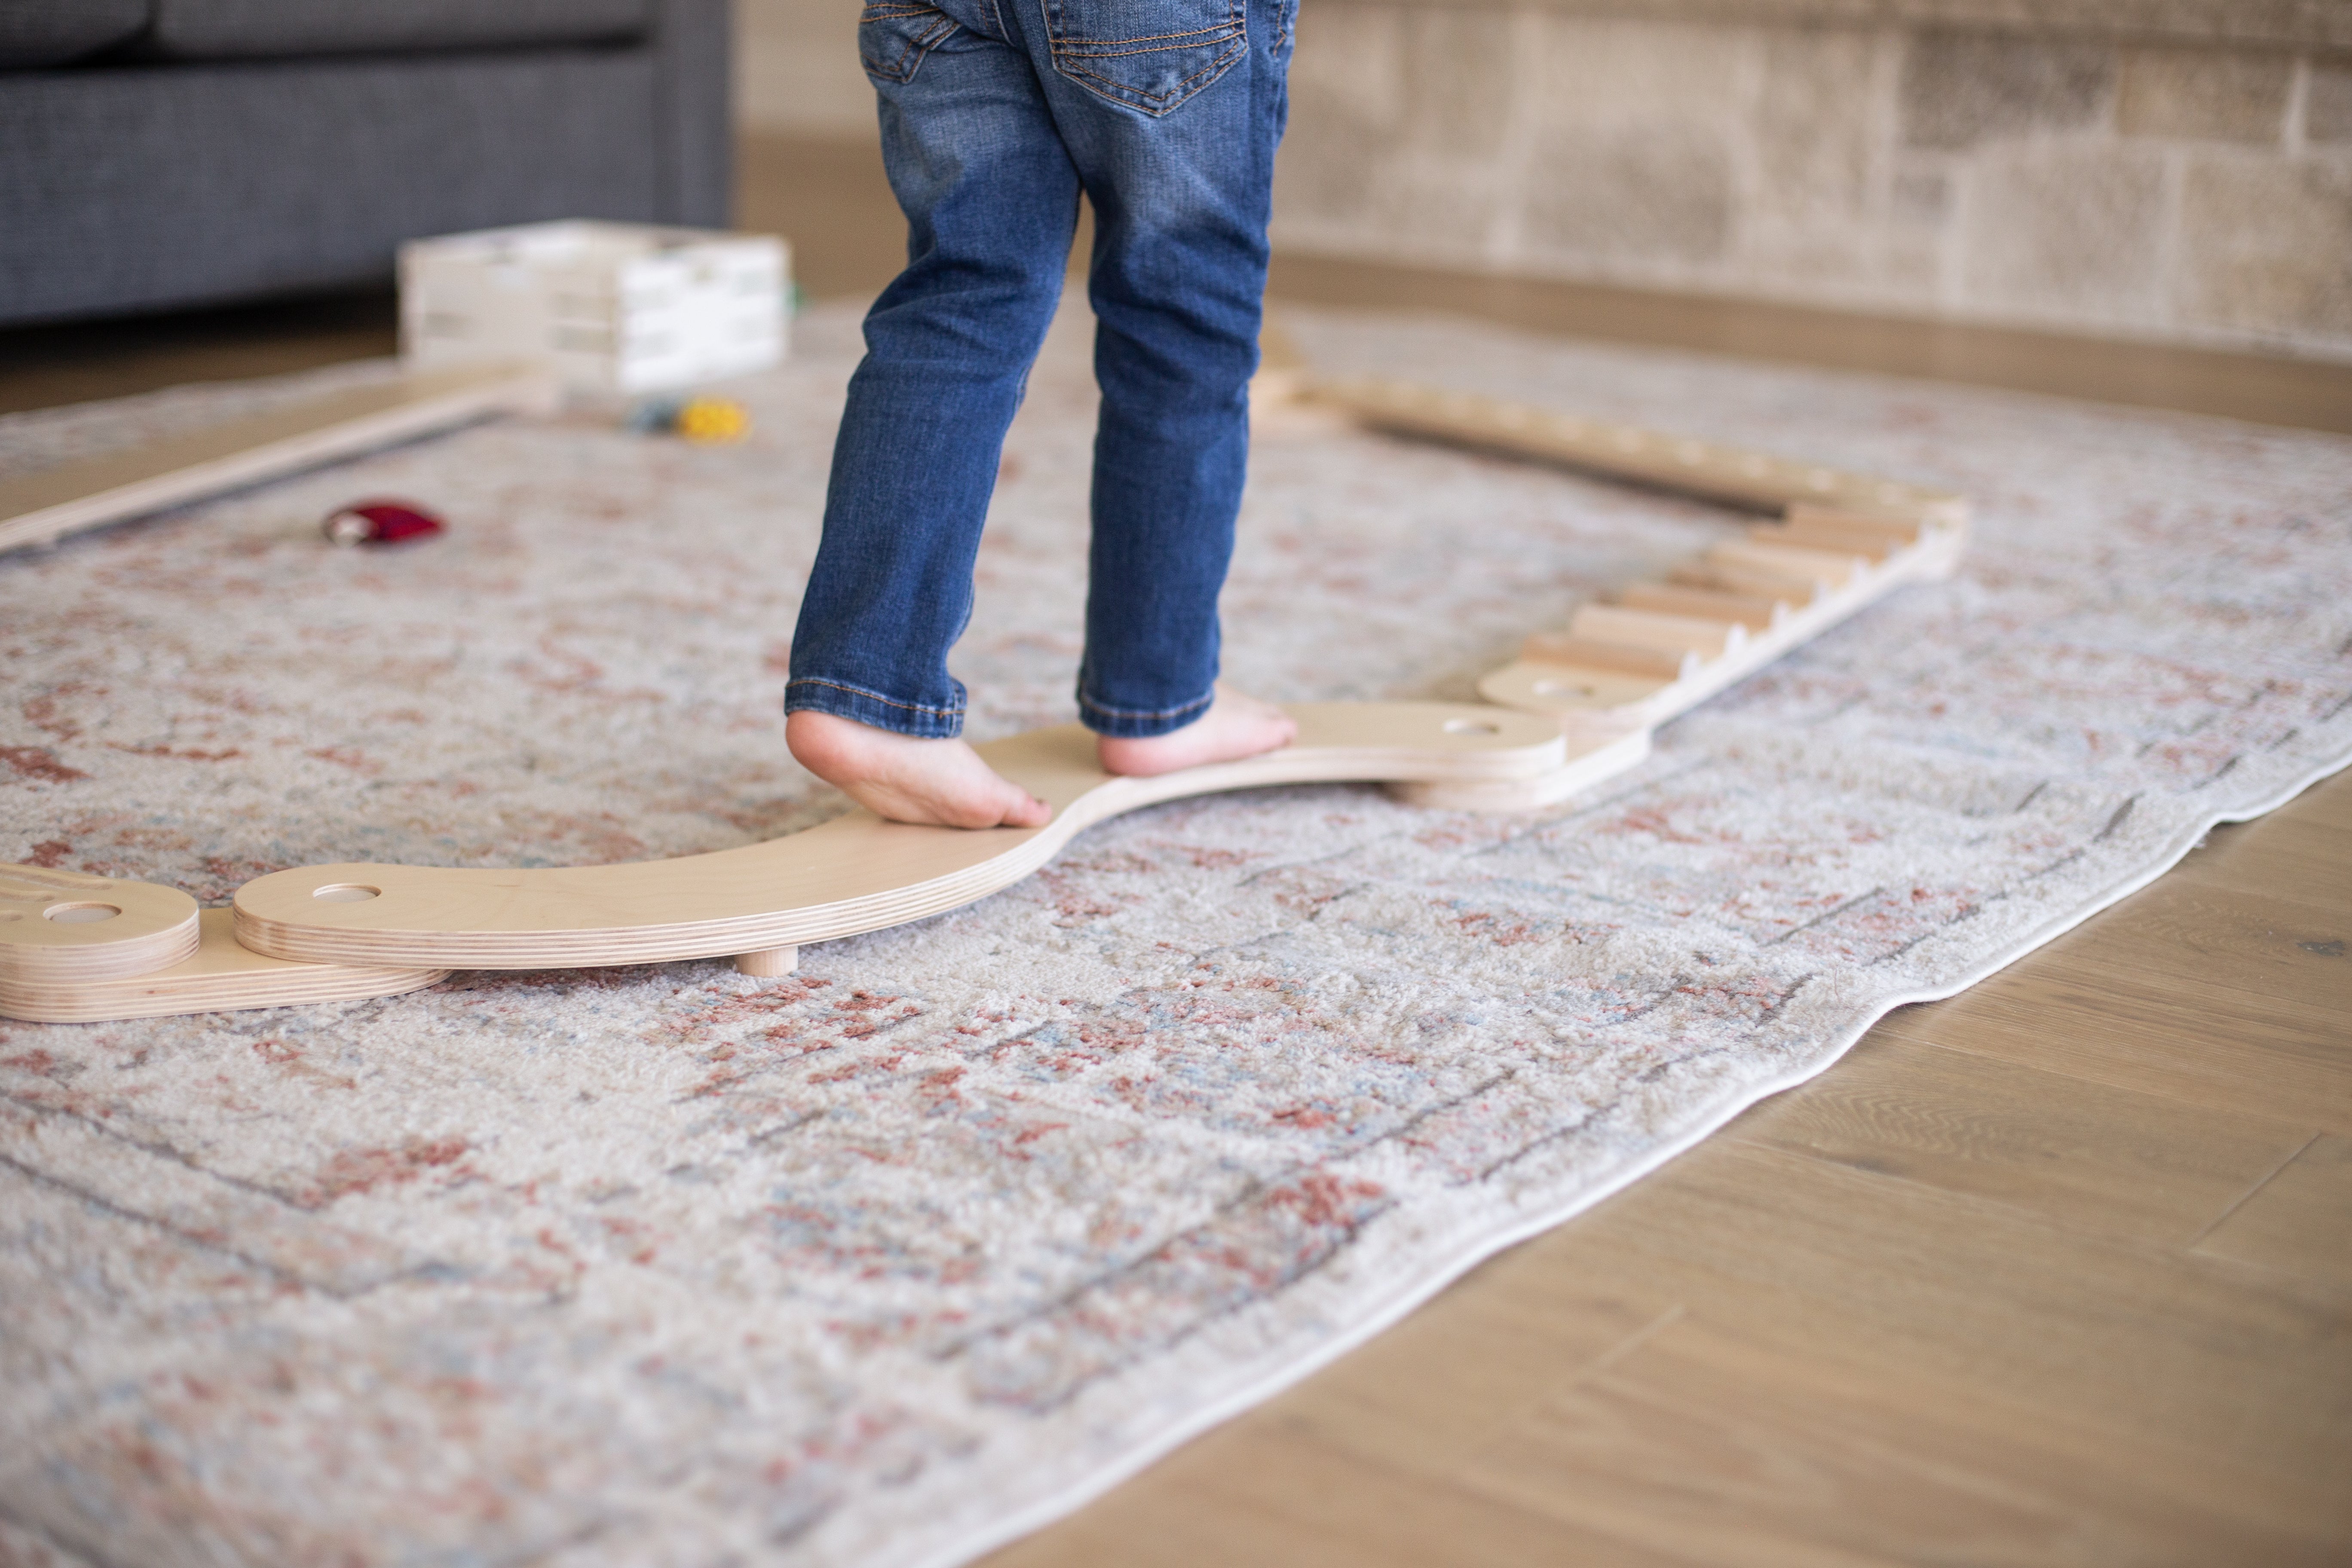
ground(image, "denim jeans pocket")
xmin=1044 ymin=0 xmax=1247 ymax=116
xmin=858 ymin=1 xmax=960 ymax=83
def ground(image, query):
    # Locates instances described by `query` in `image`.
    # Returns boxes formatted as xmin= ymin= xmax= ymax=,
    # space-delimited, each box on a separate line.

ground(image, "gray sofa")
xmin=0 ymin=0 xmax=731 ymax=326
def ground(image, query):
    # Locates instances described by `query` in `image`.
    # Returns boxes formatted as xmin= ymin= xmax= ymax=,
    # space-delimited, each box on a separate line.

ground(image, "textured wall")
xmin=732 ymin=0 xmax=2352 ymax=358
xmin=1275 ymin=7 xmax=2352 ymax=357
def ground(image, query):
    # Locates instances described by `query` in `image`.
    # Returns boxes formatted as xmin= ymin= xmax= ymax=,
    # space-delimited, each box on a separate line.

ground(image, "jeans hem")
xmin=785 ymin=677 xmax=966 ymax=739
xmin=1078 ymin=685 xmax=1216 ymax=738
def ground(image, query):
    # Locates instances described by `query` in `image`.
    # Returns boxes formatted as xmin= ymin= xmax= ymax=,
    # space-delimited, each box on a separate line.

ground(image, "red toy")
xmin=322 ymin=499 xmax=445 ymax=546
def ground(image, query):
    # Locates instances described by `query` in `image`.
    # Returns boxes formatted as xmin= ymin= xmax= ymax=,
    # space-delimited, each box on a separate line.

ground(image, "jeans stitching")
xmin=1057 ymin=40 xmax=1243 ymax=109
xmin=859 ymin=9 xmax=958 ymax=82
xmin=786 ymin=677 xmax=965 ymax=719
xmin=1078 ymin=687 xmax=1216 ymax=721
xmin=1053 ymin=21 xmax=1238 ymax=47
xmin=1043 ymin=0 xmax=1246 ymax=114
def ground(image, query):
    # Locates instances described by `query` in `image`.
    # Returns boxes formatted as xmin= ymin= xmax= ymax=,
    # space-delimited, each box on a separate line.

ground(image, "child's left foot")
xmin=1097 ymin=688 xmax=1298 ymax=777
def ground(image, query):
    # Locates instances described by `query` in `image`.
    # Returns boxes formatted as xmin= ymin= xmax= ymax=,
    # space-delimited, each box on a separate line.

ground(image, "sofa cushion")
xmin=1 ymin=51 xmax=666 ymax=324
xmin=0 ymin=0 xmax=152 ymax=68
xmin=139 ymin=0 xmax=652 ymax=61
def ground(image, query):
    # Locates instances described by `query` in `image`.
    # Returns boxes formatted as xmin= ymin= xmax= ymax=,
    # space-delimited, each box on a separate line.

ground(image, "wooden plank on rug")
xmin=0 ymin=362 xmax=558 ymax=554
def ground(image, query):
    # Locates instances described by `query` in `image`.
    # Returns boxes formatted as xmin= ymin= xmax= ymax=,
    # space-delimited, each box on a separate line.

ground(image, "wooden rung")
xmin=1783 ymin=503 xmax=1929 ymax=546
xmin=1666 ymin=562 xmax=1823 ymax=605
xmin=1569 ymin=603 xmax=1745 ymax=659
xmin=1521 ymin=632 xmax=1693 ymax=680
xmin=1619 ymin=582 xmax=1785 ymax=631
xmin=1751 ymin=521 xmax=1899 ymax=563
xmin=1708 ymin=539 xmax=1863 ymax=589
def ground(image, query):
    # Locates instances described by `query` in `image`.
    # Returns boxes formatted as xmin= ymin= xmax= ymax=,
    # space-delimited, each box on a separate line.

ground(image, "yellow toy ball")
xmin=673 ymin=396 xmax=750 ymax=444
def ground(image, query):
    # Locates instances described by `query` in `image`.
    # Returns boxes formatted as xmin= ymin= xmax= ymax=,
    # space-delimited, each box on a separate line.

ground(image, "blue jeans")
xmin=784 ymin=0 xmax=1293 ymax=739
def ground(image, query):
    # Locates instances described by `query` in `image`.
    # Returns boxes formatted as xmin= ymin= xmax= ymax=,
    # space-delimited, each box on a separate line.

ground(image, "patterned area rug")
xmin=3 ymin=299 xmax=2349 ymax=1568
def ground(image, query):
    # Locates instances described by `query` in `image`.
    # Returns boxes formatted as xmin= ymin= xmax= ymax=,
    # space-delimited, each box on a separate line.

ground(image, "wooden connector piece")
xmin=1619 ymin=582 xmax=1785 ymax=631
xmin=1521 ymin=632 xmax=1694 ymax=681
xmin=735 ymin=946 xmax=799 ymax=977
xmin=1 ymin=863 xmax=200 ymax=985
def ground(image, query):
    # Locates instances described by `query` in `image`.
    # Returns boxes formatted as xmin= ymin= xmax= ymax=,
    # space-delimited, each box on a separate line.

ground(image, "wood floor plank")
xmin=2194 ymin=1134 xmax=2352 ymax=1298
xmin=1725 ymin=1033 xmax=2315 ymax=1248
xmin=2166 ymin=813 xmax=2352 ymax=903
xmin=2050 ymin=879 xmax=2352 ymax=1014
xmin=1876 ymin=965 xmax=2352 ymax=1133
xmin=1516 ymin=1141 xmax=2352 ymax=1489
xmin=1464 ymin=1312 xmax=2351 ymax=1566
xmin=2283 ymin=772 xmax=2352 ymax=833
xmin=986 ymin=1418 xmax=1699 ymax=1568
xmin=1258 ymin=1268 xmax=1674 ymax=1467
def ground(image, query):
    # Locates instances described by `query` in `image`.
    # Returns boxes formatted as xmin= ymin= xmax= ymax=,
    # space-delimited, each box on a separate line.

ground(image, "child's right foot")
xmin=787 ymin=711 xmax=1052 ymax=830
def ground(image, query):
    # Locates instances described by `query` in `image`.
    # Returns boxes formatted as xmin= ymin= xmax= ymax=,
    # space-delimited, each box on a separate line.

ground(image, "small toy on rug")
xmin=625 ymin=395 xmax=752 ymax=444
xmin=322 ymin=498 xmax=447 ymax=546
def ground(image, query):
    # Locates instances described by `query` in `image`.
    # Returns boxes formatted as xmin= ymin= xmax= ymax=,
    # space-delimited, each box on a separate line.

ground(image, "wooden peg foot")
xmin=735 ymin=946 xmax=799 ymax=977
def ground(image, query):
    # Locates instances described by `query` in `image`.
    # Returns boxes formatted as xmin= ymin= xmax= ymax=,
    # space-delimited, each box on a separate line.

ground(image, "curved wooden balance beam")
xmin=2 ymin=704 xmax=1642 ymax=1022
xmin=229 ymin=705 xmax=1595 ymax=973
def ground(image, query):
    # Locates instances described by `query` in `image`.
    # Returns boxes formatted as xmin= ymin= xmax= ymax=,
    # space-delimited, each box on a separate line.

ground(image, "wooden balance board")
xmin=5 ymin=364 xmax=1966 ymax=1024
xmin=1 ymin=704 xmax=1641 ymax=1022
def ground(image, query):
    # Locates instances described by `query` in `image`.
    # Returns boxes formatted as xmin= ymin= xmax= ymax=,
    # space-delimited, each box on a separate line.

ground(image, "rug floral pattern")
xmin=3 ymin=302 xmax=2349 ymax=1567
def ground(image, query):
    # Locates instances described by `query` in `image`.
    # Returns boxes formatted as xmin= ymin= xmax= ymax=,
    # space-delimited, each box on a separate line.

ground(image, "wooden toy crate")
xmin=399 ymin=220 xmax=789 ymax=394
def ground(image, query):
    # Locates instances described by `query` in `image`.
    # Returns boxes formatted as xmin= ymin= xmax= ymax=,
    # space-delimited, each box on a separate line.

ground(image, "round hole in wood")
xmin=1442 ymin=718 xmax=1501 ymax=735
xmin=312 ymin=884 xmax=382 ymax=903
xmin=43 ymin=902 xmax=122 ymax=923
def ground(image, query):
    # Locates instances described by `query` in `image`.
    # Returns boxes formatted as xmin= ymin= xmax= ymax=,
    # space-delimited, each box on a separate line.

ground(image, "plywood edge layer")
xmin=0 ymin=364 xmax=559 ymax=554
xmin=0 ymin=864 xmax=202 ymax=984
xmin=0 ymin=910 xmax=447 ymax=1024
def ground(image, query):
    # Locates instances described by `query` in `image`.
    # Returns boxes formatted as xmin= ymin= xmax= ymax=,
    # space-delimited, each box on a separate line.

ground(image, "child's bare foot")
xmin=787 ymin=711 xmax=1051 ymax=829
xmin=1097 ymin=688 xmax=1298 ymax=777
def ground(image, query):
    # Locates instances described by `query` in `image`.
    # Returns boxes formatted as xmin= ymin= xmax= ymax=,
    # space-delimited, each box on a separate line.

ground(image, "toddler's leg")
xmin=1043 ymin=0 xmax=1300 ymax=771
xmin=785 ymin=0 xmax=1083 ymax=827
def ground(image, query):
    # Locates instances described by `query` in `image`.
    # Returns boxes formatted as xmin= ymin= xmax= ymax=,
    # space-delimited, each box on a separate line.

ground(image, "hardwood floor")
xmin=3 ymin=130 xmax=2346 ymax=1565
